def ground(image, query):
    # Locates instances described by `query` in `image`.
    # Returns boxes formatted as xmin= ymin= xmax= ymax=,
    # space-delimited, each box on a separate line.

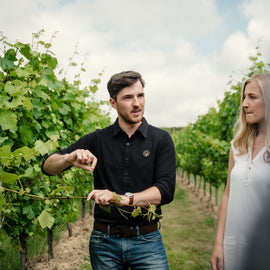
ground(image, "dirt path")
xmin=29 ymin=176 xmax=218 ymax=269
xmin=29 ymin=215 xmax=93 ymax=270
xmin=176 ymin=176 xmax=219 ymax=220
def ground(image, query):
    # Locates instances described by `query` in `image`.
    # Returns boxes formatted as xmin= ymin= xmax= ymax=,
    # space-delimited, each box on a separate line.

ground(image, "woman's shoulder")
xmin=230 ymin=140 xmax=239 ymax=154
xmin=231 ymin=140 xmax=250 ymax=161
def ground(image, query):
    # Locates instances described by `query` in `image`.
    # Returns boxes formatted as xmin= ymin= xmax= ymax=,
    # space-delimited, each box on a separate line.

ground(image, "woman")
xmin=210 ymin=73 xmax=270 ymax=270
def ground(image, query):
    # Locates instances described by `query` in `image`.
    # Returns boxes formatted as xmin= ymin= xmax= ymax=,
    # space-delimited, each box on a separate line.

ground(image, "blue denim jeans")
xmin=89 ymin=228 xmax=169 ymax=270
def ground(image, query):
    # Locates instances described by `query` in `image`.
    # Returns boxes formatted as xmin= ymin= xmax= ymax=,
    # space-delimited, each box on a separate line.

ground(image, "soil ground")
xmin=29 ymin=216 xmax=93 ymax=270
xmin=29 ymin=176 xmax=218 ymax=270
xmin=176 ymin=177 xmax=219 ymax=220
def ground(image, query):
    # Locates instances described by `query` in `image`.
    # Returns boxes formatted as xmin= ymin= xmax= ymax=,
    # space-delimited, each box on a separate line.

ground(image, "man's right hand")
xmin=65 ymin=149 xmax=97 ymax=172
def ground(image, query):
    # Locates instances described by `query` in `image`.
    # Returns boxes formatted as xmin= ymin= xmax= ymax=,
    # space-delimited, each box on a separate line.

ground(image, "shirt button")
xmin=125 ymin=172 xmax=128 ymax=176
xmin=126 ymin=142 xmax=130 ymax=146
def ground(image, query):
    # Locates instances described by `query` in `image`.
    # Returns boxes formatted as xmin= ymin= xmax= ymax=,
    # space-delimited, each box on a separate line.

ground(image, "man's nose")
xmin=133 ymin=97 xmax=139 ymax=106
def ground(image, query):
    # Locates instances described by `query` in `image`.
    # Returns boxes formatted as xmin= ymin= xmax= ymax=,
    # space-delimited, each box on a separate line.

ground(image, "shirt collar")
xmin=112 ymin=117 xmax=148 ymax=138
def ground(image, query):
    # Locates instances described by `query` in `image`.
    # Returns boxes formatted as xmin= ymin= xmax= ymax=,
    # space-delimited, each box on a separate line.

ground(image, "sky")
xmin=1 ymin=0 xmax=270 ymax=127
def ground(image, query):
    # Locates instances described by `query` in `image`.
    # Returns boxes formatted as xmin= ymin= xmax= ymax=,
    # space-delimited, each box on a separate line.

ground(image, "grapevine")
xmin=0 ymin=30 xmax=111 ymax=269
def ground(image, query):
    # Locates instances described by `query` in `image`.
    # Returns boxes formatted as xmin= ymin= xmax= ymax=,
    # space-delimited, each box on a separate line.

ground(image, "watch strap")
xmin=129 ymin=194 xmax=134 ymax=205
xmin=125 ymin=192 xmax=134 ymax=205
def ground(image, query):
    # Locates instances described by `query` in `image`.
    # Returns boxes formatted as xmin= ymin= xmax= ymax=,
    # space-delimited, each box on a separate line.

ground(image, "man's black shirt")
xmin=43 ymin=118 xmax=176 ymax=226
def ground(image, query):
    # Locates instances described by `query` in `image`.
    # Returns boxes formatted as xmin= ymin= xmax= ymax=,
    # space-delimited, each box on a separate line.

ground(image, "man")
xmin=42 ymin=70 xmax=176 ymax=269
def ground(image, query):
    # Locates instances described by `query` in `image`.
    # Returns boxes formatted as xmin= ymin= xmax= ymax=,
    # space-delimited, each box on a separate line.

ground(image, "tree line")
xmin=172 ymin=48 xmax=269 ymax=202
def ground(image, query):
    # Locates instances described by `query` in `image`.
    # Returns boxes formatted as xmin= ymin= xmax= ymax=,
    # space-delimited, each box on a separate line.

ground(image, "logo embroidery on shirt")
xmin=143 ymin=150 xmax=150 ymax=157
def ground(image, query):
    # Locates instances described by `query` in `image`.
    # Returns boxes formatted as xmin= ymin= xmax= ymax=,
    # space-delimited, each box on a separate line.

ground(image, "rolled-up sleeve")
xmin=154 ymin=132 xmax=176 ymax=205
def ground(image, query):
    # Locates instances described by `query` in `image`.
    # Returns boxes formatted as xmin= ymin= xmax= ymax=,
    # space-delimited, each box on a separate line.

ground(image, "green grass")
xmin=161 ymin=184 xmax=216 ymax=270
xmin=74 ymin=255 xmax=92 ymax=270
xmin=0 ymin=237 xmax=20 ymax=270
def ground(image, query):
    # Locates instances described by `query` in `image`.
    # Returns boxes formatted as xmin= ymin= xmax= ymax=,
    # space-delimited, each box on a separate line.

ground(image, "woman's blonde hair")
xmin=233 ymin=72 xmax=270 ymax=161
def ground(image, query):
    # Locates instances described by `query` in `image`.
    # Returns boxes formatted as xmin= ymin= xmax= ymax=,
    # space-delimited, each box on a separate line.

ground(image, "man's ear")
xmin=110 ymin=98 xmax=117 ymax=109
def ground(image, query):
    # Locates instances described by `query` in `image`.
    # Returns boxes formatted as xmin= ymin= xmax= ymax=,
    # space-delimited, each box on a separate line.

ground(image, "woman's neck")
xmin=257 ymin=120 xmax=266 ymax=136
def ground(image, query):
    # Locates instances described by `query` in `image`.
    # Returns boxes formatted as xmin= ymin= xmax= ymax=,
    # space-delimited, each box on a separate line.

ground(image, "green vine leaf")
xmin=34 ymin=140 xmax=49 ymax=155
xmin=13 ymin=146 xmax=34 ymax=162
xmin=131 ymin=207 xmax=142 ymax=218
xmin=16 ymin=66 xmax=34 ymax=77
xmin=0 ymin=171 xmax=19 ymax=184
xmin=148 ymin=204 xmax=157 ymax=213
xmin=99 ymin=204 xmax=111 ymax=213
xmin=37 ymin=210 xmax=55 ymax=229
xmin=0 ymin=145 xmax=11 ymax=166
xmin=23 ymin=204 xmax=35 ymax=220
xmin=22 ymin=97 xmax=33 ymax=111
xmin=0 ymin=111 xmax=17 ymax=131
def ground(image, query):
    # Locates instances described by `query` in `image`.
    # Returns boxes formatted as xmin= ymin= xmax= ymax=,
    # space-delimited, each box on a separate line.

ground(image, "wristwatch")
xmin=125 ymin=192 xmax=134 ymax=205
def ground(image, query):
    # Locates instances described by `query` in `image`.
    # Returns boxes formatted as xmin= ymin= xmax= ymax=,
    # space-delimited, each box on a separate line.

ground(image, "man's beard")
xmin=118 ymin=111 xmax=143 ymax=125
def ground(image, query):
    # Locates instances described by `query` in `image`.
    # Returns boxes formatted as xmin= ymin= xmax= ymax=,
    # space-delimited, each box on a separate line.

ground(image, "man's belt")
xmin=93 ymin=221 xmax=158 ymax=237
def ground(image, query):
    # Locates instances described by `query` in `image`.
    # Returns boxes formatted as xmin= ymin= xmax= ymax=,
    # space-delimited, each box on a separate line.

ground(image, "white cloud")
xmin=1 ymin=0 xmax=270 ymax=127
xmin=213 ymin=32 xmax=254 ymax=76
xmin=242 ymin=0 xmax=270 ymax=60
xmin=88 ymin=0 xmax=221 ymax=41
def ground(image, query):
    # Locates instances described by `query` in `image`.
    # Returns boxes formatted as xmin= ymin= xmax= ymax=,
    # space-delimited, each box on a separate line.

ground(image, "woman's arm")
xmin=210 ymin=147 xmax=234 ymax=270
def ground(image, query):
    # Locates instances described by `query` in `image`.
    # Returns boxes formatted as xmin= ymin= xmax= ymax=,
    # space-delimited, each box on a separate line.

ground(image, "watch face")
xmin=125 ymin=192 xmax=133 ymax=197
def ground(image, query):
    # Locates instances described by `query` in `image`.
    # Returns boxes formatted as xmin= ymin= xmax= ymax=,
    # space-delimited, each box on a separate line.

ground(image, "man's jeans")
xmin=89 ymin=228 xmax=169 ymax=270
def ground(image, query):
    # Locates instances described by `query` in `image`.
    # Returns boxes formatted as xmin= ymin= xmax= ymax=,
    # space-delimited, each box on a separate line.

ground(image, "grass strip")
xmin=161 ymin=184 xmax=216 ymax=270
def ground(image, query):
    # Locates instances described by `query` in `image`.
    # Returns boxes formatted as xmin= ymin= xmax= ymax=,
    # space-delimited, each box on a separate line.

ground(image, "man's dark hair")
xmin=107 ymin=71 xmax=145 ymax=100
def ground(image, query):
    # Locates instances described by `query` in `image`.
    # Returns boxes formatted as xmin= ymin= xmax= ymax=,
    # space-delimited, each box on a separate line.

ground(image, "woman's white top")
xmin=223 ymin=144 xmax=270 ymax=270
